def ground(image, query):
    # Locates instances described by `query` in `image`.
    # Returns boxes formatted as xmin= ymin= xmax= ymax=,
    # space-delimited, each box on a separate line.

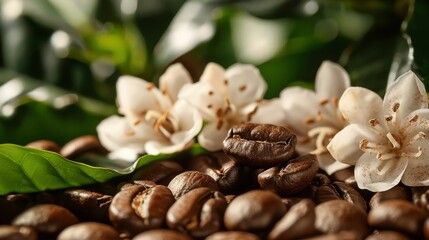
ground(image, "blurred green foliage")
xmin=0 ymin=0 xmax=425 ymax=145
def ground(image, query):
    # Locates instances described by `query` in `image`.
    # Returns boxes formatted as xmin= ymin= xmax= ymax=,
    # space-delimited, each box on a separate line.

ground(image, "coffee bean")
xmin=365 ymin=231 xmax=410 ymax=240
xmin=188 ymin=152 xmax=243 ymax=193
xmin=224 ymin=190 xmax=286 ymax=232
xmin=167 ymin=171 xmax=218 ymax=199
xmin=312 ymin=173 xmax=331 ymax=187
xmin=223 ymin=123 xmax=297 ymax=168
xmin=109 ymin=184 xmax=175 ymax=236
xmin=315 ymin=182 xmax=367 ymax=211
xmin=411 ymin=186 xmax=429 ymax=213
xmin=332 ymin=167 xmax=354 ymax=182
xmin=206 ymin=231 xmax=261 ymax=240
xmin=60 ymin=135 xmax=107 ymax=159
xmin=0 ymin=225 xmax=37 ymax=240
xmin=268 ymin=199 xmax=318 ymax=240
xmin=315 ymin=200 xmax=370 ymax=240
xmin=369 ymin=186 xmax=410 ymax=209
xmin=132 ymin=161 xmax=183 ymax=186
xmin=258 ymin=153 xmax=319 ymax=196
xmin=12 ymin=204 xmax=79 ymax=238
xmin=167 ymin=187 xmax=227 ymax=238
xmin=132 ymin=229 xmax=192 ymax=240
xmin=424 ymin=218 xmax=429 ymax=240
xmin=225 ymin=195 xmax=236 ymax=204
xmin=368 ymin=199 xmax=427 ymax=236
xmin=301 ymin=231 xmax=357 ymax=240
xmin=57 ymin=222 xmax=121 ymax=240
xmin=59 ymin=188 xmax=112 ymax=222
xmin=26 ymin=140 xmax=60 ymax=153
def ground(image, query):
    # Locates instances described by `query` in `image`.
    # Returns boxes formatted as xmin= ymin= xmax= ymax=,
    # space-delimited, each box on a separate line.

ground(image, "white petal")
xmin=159 ymin=63 xmax=193 ymax=102
xmin=315 ymin=61 xmax=350 ymax=100
xmin=401 ymin=109 xmax=429 ymax=143
xmin=96 ymin=115 xmax=146 ymax=153
xmin=401 ymin=140 xmax=429 ymax=186
xmin=200 ymin=62 xmax=226 ymax=89
xmin=226 ymin=64 xmax=267 ymax=108
xmin=169 ymin=100 xmax=203 ymax=145
xmin=355 ymin=153 xmax=408 ymax=192
xmin=178 ymin=82 xmax=224 ymax=121
xmin=251 ymin=99 xmax=287 ymax=127
xmin=383 ymin=71 xmax=428 ymax=122
xmin=117 ymin=75 xmax=165 ymax=118
xmin=317 ymin=152 xmax=350 ymax=175
xmin=327 ymin=124 xmax=381 ymax=165
xmin=280 ymin=86 xmax=319 ymax=135
xmin=145 ymin=138 xmax=194 ymax=155
xmin=198 ymin=121 xmax=230 ymax=151
xmin=339 ymin=87 xmax=383 ymax=125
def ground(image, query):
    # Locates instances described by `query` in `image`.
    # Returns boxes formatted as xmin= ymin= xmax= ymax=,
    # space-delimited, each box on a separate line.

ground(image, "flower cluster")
xmin=97 ymin=61 xmax=429 ymax=192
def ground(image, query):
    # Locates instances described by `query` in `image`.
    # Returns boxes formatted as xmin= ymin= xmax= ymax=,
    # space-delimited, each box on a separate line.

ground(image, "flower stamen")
xmin=386 ymin=132 xmax=401 ymax=149
xmin=308 ymin=126 xmax=337 ymax=155
xmin=401 ymin=147 xmax=423 ymax=158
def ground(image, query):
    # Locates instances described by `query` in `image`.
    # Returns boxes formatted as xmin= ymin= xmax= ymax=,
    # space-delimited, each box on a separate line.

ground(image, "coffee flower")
xmin=327 ymin=71 xmax=429 ymax=192
xmin=280 ymin=61 xmax=350 ymax=174
xmin=97 ymin=64 xmax=202 ymax=160
xmin=179 ymin=63 xmax=285 ymax=151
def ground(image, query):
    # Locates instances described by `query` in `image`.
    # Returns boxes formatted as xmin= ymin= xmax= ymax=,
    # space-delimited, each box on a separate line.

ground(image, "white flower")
xmin=96 ymin=63 xmax=203 ymax=160
xmin=327 ymin=71 xmax=429 ymax=192
xmin=280 ymin=61 xmax=350 ymax=174
xmin=179 ymin=62 xmax=284 ymax=151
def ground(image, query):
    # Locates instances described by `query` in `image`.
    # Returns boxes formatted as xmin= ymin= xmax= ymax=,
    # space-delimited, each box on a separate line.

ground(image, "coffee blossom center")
xmin=305 ymin=96 xmax=346 ymax=155
xmin=359 ymin=102 xmax=426 ymax=160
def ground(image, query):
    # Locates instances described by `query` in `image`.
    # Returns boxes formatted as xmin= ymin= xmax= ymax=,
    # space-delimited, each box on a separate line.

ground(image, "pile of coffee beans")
xmin=1 ymin=123 xmax=429 ymax=239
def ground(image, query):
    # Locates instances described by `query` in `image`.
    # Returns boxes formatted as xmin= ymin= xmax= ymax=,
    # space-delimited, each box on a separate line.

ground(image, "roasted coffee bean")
xmin=57 ymin=222 xmax=121 ymax=240
xmin=315 ymin=182 xmax=367 ymax=211
xmin=302 ymin=231 xmax=357 ymax=240
xmin=369 ymin=185 xmax=410 ymax=209
xmin=132 ymin=229 xmax=192 ymax=240
xmin=225 ymin=195 xmax=236 ymax=204
xmin=12 ymin=204 xmax=79 ymax=238
xmin=368 ymin=199 xmax=427 ymax=236
xmin=411 ymin=186 xmax=429 ymax=206
xmin=0 ymin=225 xmax=37 ymax=240
xmin=59 ymin=188 xmax=112 ymax=222
xmin=365 ymin=231 xmax=410 ymax=240
xmin=258 ymin=154 xmax=319 ymax=196
xmin=60 ymin=135 xmax=107 ymax=159
xmin=343 ymin=175 xmax=374 ymax=201
xmin=312 ymin=173 xmax=331 ymax=187
xmin=168 ymin=171 xmax=218 ymax=199
xmin=424 ymin=218 xmax=429 ymax=240
xmin=223 ymin=123 xmax=297 ymax=168
xmin=188 ymin=152 xmax=243 ymax=193
xmin=206 ymin=231 xmax=261 ymax=240
xmin=132 ymin=161 xmax=183 ymax=185
xmin=166 ymin=187 xmax=227 ymax=238
xmin=224 ymin=190 xmax=286 ymax=232
xmin=26 ymin=140 xmax=60 ymax=153
xmin=109 ymin=184 xmax=175 ymax=236
xmin=315 ymin=200 xmax=370 ymax=240
xmin=281 ymin=197 xmax=308 ymax=210
xmin=268 ymin=199 xmax=318 ymax=240
xmin=332 ymin=167 xmax=354 ymax=182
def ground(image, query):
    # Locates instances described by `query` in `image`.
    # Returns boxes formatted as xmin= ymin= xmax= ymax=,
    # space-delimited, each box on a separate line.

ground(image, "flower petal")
xmin=159 ymin=63 xmax=192 ymax=102
xmin=315 ymin=61 xmax=350 ymax=100
xmin=178 ymin=81 xmax=224 ymax=121
xmin=339 ymin=87 xmax=383 ymax=125
xmin=96 ymin=115 xmax=146 ymax=153
xmin=327 ymin=124 xmax=381 ymax=165
xmin=251 ymin=98 xmax=287 ymax=127
xmin=317 ymin=152 xmax=350 ymax=175
xmin=226 ymin=64 xmax=267 ymax=108
xmin=200 ymin=62 xmax=226 ymax=88
xmin=355 ymin=153 xmax=408 ymax=192
xmin=117 ymin=75 xmax=167 ymax=119
xmin=401 ymin=109 xmax=429 ymax=143
xmin=198 ymin=121 xmax=230 ymax=151
xmin=383 ymin=71 xmax=428 ymax=122
xmin=400 ymin=140 xmax=429 ymax=186
xmin=280 ymin=86 xmax=319 ymax=135
xmin=169 ymin=100 xmax=203 ymax=145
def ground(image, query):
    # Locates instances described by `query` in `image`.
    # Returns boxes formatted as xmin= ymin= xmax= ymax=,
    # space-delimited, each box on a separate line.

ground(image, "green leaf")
xmin=0 ymin=143 xmax=206 ymax=195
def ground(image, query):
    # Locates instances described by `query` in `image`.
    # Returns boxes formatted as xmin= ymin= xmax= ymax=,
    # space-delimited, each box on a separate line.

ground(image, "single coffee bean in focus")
xmin=167 ymin=171 xmax=219 ymax=199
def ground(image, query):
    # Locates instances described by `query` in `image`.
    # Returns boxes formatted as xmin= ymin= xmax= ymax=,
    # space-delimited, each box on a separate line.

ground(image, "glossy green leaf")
xmin=0 ymin=143 xmax=206 ymax=195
